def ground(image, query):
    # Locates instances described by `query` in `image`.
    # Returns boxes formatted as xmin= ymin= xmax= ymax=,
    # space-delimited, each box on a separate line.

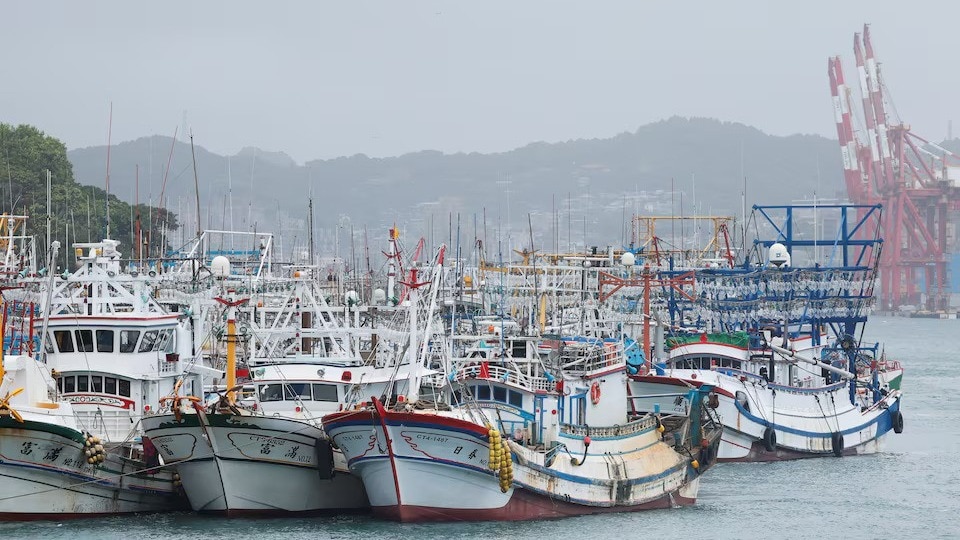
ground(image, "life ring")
xmin=831 ymin=431 xmax=844 ymax=457
xmin=762 ymin=426 xmax=777 ymax=452
xmin=891 ymin=410 xmax=904 ymax=434
xmin=589 ymin=382 xmax=601 ymax=405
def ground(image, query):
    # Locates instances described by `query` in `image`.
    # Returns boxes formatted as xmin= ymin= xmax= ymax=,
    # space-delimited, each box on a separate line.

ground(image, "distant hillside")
xmin=67 ymin=117 xmax=846 ymax=256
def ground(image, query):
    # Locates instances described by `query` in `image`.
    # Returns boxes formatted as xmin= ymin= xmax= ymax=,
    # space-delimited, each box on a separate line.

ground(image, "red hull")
xmin=372 ymin=486 xmax=696 ymax=522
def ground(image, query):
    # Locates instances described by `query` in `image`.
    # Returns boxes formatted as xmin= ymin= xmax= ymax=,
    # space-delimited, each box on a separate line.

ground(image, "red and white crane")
xmin=828 ymin=25 xmax=960 ymax=312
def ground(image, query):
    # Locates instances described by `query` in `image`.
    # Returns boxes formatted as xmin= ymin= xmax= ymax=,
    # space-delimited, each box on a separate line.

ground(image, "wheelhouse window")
xmin=164 ymin=329 xmax=176 ymax=352
xmin=119 ymin=330 xmax=140 ymax=353
xmin=76 ymin=375 xmax=89 ymax=392
xmin=118 ymin=379 xmax=131 ymax=398
xmin=283 ymin=383 xmax=311 ymax=401
xmin=476 ymin=385 xmax=491 ymax=400
xmin=74 ymin=330 xmax=94 ymax=352
xmin=508 ymin=390 xmax=523 ymax=407
xmin=139 ymin=331 xmax=158 ymax=353
xmin=54 ymin=331 xmax=74 ymax=353
xmin=312 ymin=383 xmax=338 ymax=402
xmin=493 ymin=386 xmax=507 ymax=402
xmin=259 ymin=384 xmax=284 ymax=402
xmin=96 ymin=330 xmax=114 ymax=353
xmin=155 ymin=330 xmax=169 ymax=352
xmin=91 ymin=375 xmax=104 ymax=393
xmin=105 ymin=377 xmax=117 ymax=394
xmin=63 ymin=376 xmax=76 ymax=393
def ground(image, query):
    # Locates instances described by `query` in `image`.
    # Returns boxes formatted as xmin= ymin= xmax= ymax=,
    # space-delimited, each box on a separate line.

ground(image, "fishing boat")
xmin=142 ymin=262 xmax=385 ymax=514
xmin=0 ymin=239 xmax=190 ymax=519
xmin=628 ymin=204 xmax=904 ymax=461
xmin=324 ymin=246 xmax=722 ymax=521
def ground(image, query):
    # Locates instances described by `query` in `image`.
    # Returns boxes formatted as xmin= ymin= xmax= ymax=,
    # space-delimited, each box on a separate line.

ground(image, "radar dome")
xmin=210 ymin=256 xmax=231 ymax=278
xmin=372 ymin=288 xmax=386 ymax=304
xmin=768 ymin=243 xmax=791 ymax=268
xmin=620 ymin=252 xmax=636 ymax=267
xmin=344 ymin=290 xmax=359 ymax=306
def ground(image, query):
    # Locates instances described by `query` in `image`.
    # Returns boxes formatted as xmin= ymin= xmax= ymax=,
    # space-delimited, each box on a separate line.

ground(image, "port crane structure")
xmin=828 ymin=25 xmax=960 ymax=312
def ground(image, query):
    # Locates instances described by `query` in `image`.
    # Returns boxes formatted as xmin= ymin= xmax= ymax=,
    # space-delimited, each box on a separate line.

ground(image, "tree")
xmin=0 ymin=123 xmax=178 ymax=269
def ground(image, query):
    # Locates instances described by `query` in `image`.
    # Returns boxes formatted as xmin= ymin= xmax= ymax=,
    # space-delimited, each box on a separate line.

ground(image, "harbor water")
xmin=2 ymin=316 xmax=956 ymax=539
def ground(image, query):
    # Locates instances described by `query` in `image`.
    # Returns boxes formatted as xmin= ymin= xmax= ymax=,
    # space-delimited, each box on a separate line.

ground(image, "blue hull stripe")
xmin=733 ymin=397 xmax=900 ymax=438
xmin=350 ymin=451 xmax=689 ymax=487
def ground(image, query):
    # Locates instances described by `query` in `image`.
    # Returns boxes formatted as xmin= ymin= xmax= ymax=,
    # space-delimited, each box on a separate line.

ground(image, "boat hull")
xmin=0 ymin=419 xmax=182 ymax=520
xmin=142 ymin=412 xmax=368 ymax=514
xmin=325 ymin=404 xmax=705 ymax=522
xmin=630 ymin=373 xmax=901 ymax=462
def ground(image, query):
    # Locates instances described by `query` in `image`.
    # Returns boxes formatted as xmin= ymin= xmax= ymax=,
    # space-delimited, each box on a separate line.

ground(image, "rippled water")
xmin=4 ymin=316 xmax=957 ymax=539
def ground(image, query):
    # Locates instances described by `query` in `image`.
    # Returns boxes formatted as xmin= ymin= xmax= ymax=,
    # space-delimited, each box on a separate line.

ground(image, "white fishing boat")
xmin=142 ymin=257 xmax=410 ymax=514
xmin=629 ymin=204 xmax=904 ymax=461
xmin=630 ymin=331 xmax=902 ymax=461
xmin=0 ymin=237 xmax=191 ymax=518
xmin=324 ymin=246 xmax=722 ymax=521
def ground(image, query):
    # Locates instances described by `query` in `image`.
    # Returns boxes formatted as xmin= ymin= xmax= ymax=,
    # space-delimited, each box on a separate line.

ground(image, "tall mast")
xmin=105 ymin=102 xmax=113 ymax=239
xmin=190 ymin=131 xmax=202 ymax=239
xmin=135 ymin=164 xmax=142 ymax=264
xmin=308 ymin=197 xmax=315 ymax=265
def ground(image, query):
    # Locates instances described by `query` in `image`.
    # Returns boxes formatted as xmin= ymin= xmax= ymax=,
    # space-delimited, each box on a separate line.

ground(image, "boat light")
xmin=342 ymin=371 xmax=352 ymax=382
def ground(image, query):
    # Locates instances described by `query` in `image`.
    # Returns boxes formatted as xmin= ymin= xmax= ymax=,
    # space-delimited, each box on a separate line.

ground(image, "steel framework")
xmin=828 ymin=25 xmax=960 ymax=311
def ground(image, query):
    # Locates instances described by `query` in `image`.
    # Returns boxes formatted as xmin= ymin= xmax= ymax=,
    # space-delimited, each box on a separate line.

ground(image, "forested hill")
xmin=0 ymin=123 xmax=176 ymax=265
xmin=66 ymin=117 xmax=847 ymax=250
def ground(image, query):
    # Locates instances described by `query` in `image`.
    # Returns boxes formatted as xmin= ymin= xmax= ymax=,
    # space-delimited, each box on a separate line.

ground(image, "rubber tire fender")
xmin=762 ymin=426 xmax=777 ymax=452
xmin=891 ymin=410 xmax=904 ymax=434
xmin=831 ymin=431 xmax=844 ymax=457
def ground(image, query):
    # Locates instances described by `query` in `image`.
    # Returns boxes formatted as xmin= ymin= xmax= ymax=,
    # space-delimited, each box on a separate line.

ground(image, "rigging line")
xmin=813 ymin=394 xmax=834 ymax=435
xmin=742 ymin=379 xmax=769 ymax=425
xmin=828 ymin=391 xmax=842 ymax=433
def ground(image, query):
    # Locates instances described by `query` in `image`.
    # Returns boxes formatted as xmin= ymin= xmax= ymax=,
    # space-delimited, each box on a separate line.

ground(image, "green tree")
xmin=0 ymin=123 xmax=178 ymax=268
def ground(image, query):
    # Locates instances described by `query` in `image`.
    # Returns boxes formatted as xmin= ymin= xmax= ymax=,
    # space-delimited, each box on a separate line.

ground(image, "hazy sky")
xmin=2 ymin=1 xmax=956 ymax=163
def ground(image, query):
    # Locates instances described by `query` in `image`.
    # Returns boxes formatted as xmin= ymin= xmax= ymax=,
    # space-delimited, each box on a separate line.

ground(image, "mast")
xmin=45 ymin=170 xmax=51 ymax=264
xmin=387 ymin=226 xmax=398 ymax=304
xmin=134 ymin=164 xmax=142 ymax=264
xmin=190 ymin=131 xmax=202 ymax=240
xmin=105 ymin=102 xmax=112 ymax=239
xmin=308 ymin=196 xmax=315 ymax=265
xmin=155 ymin=127 xmax=178 ymax=258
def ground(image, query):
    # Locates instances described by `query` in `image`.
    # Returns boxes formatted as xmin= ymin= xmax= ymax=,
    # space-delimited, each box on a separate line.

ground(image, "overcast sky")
xmin=2 ymin=1 xmax=956 ymax=163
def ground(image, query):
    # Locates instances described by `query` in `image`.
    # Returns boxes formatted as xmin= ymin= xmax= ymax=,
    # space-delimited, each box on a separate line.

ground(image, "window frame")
xmin=74 ymin=330 xmax=94 ymax=352
xmin=96 ymin=330 xmax=115 ymax=353
xmin=119 ymin=330 xmax=140 ymax=353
